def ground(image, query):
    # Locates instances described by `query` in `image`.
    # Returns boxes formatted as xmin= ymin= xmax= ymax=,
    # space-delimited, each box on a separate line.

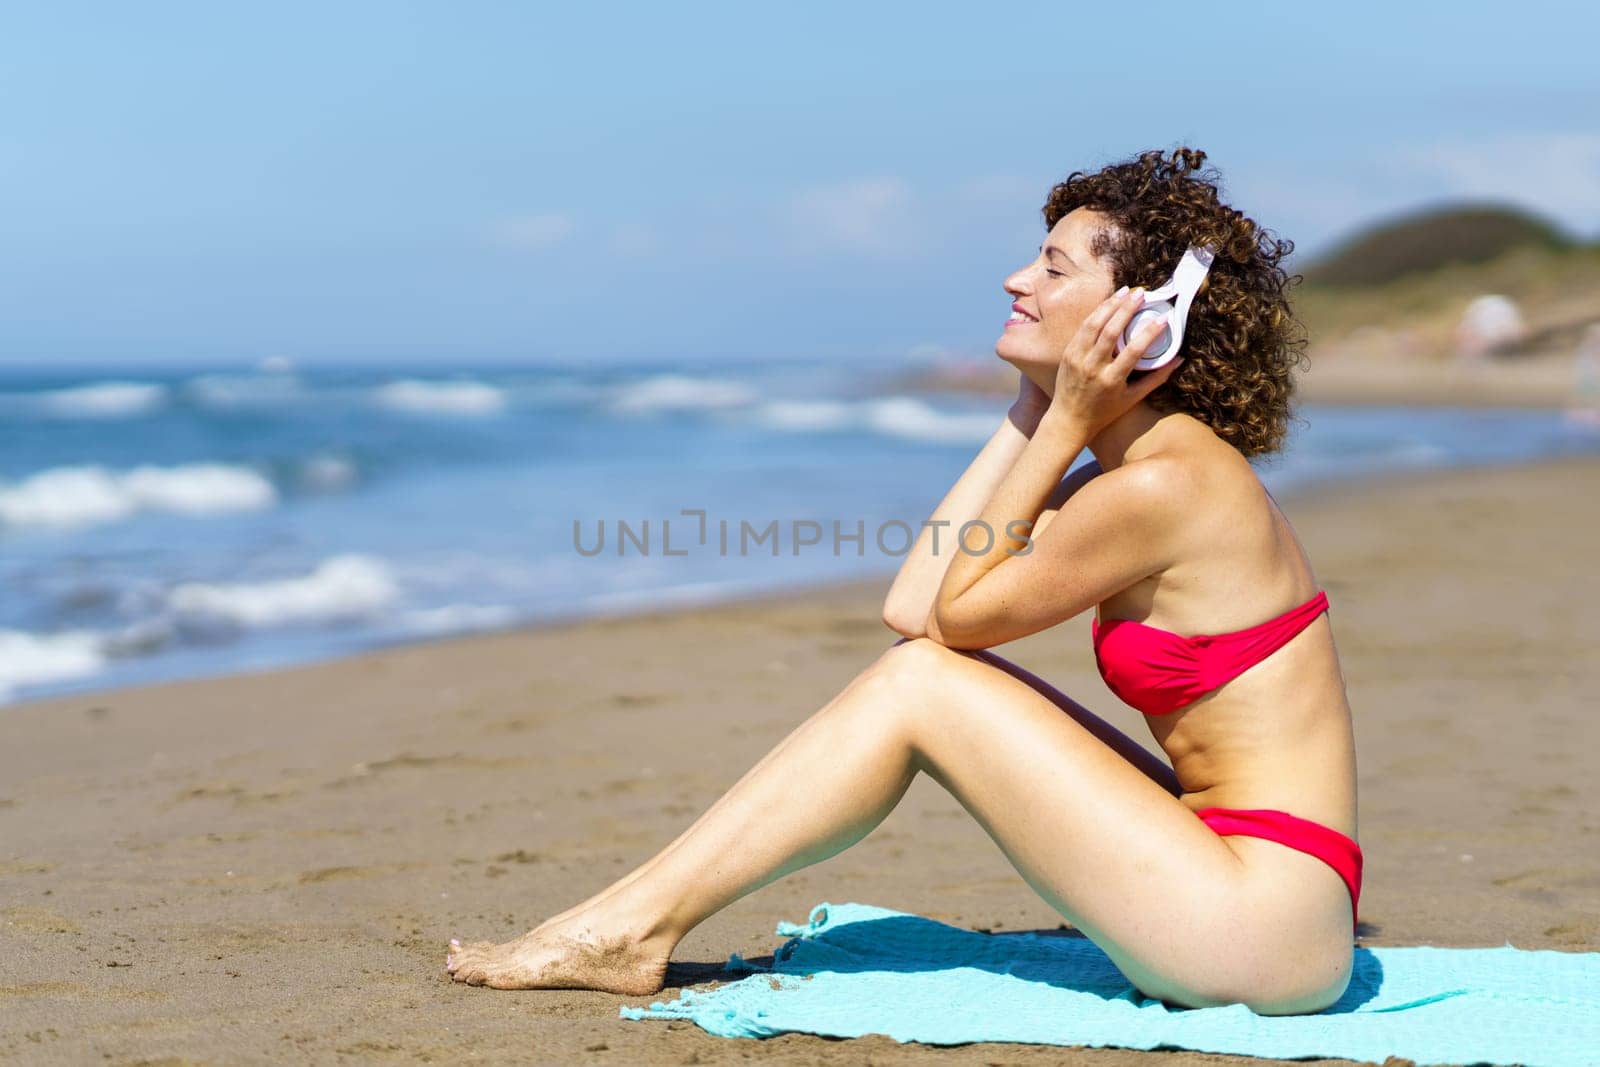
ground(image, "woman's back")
xmin=1092 ymin=417 xmax=1358 ymax=840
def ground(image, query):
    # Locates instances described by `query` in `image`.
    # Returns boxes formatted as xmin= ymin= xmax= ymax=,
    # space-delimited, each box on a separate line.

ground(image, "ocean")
xmin=3 ymin=358 xmax=1597 ymax=706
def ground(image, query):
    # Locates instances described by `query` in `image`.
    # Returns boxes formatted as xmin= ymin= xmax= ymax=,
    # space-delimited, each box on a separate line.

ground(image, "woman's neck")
xmin=1087 ymin=403 xmax=1176 ymax=471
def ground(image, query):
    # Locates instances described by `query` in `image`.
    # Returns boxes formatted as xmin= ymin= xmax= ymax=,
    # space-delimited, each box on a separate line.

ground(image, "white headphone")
xmin=1117 ymin=244 xmax=1215 ymax=371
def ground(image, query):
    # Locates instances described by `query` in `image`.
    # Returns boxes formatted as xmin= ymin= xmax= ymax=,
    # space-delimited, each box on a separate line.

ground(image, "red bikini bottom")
xmin=1194 ymin=807 xmax=1363 ymax=933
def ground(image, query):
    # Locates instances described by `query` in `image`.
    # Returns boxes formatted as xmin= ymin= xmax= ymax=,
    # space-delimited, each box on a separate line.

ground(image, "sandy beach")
xmin=3 ymin=453 xmax=1598 ymax=1065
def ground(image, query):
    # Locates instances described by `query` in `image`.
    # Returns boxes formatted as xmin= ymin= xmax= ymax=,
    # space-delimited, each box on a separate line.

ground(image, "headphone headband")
xmin=1118 ymin=244 xmax=1216 ymax=371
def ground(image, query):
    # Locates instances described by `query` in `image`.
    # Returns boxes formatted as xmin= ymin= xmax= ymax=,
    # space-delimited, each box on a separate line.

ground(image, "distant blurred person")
xmin=1567 ymin=323 xmax=1600 ymax=428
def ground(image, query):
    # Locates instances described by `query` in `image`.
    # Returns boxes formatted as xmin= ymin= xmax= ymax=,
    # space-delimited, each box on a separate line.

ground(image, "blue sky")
xmin=2 ymin=1 xmax=1596 ymax=367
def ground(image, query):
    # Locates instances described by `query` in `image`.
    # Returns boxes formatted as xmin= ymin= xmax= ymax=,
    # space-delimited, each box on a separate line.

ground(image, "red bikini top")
xmin=1091 ymin=590 xmax=1330 ymax=715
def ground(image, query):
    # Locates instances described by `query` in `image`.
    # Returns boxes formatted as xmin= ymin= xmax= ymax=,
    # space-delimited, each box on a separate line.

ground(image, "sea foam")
xmin=608 ymin=375 xmax=757 ymax=415
xmin=862 ymin=397 xmax=998 ymax=444
xmin=184 ymin=372 xmax=304 ymax=409
xmin=756 ymin=400 xmax=857 ymax=431
xmin=374 ymin=379 xmax=507 ymax=415
xmin=299 ymin=455 xmax=358 ymax=492
xmin=752 ymin=395 xmax=998 ymax=444
xmin=0 ymin=464 xmax=278 ymax=528
xmin=36 ymin=381 xmax=168 ymax=418
xmin=398 ymin=603 xmax=517 ymax=635
xmin=166 ymin=555 xmax=400 ymax=629
xmin=0 ymin=629 xmax=105 ymax=703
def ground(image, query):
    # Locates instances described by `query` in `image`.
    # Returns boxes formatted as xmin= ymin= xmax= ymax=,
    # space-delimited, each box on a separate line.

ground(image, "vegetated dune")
xmin=903 ymin=203 xmax=1600 ymax=408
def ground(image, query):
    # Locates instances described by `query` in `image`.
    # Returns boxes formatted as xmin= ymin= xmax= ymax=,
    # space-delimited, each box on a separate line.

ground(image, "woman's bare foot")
xmin=444 ymin=914 xmax=673 ymax=994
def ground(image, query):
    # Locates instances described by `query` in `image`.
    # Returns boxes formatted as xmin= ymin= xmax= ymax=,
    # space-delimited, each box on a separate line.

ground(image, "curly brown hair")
xmin=1042 ymin=146 xmax=1309 ymax=457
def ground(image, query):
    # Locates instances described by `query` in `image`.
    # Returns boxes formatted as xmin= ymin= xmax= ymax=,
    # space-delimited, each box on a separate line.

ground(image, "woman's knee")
xmin=831 ymin=637 xmax=977 ymax=731
xmin=870 ymin=636 xmax=978 ymax=681
xmin=857 ymin=639 xmax=979 ymax=697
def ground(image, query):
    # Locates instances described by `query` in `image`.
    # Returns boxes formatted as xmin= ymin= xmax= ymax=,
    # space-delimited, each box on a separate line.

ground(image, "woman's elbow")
xmin=927 ymin=604 xmax=988 ymax=651
xmin=880 ymin=604 xmax=926 ymax=640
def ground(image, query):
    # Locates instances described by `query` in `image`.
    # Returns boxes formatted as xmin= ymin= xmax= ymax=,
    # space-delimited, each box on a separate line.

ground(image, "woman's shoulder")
xmin=1139 ymin=428 xmax=1263 ymax=500
xmin=1128 ymin=441 xmax=1281 ymax=556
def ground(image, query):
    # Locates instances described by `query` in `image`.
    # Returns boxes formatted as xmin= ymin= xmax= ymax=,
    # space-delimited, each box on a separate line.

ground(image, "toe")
xmin=448 ymin=947 xmax=481 ymax=978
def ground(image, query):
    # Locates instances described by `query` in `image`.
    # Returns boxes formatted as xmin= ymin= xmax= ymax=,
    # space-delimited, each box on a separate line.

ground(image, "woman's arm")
xmin=881 ymin=376 xmax=1076 ymax=638
xmin=927 ymin=287 xmax=1187 ymax=649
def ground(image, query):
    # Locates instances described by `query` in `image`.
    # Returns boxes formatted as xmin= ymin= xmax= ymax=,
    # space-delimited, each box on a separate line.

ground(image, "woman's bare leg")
xmin=445 ymin=638 xmax=1354 ymax=1012
xmin=445 ymin=640 xmax=926 ymax=995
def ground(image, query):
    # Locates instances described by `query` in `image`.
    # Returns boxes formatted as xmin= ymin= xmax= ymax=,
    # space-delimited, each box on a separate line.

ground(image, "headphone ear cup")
xmin=1124 ymin=302 xmax=1174 ymax=359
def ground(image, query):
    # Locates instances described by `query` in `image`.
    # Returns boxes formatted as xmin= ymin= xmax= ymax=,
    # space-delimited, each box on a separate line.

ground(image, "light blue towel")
xmin=621 ymin=901 xmax=1600 ymax=1066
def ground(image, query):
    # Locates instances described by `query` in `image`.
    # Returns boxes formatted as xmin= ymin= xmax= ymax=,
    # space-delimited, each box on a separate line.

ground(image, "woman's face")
xmin=995 ymin=207 xmax=1120 ymax=390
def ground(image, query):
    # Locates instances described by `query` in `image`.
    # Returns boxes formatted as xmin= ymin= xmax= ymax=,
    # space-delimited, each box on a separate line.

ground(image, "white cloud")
xmin=490 ymin=212 xmax=576 ymax=250
xmin=781 ymin=176 xmax=920 ymax=258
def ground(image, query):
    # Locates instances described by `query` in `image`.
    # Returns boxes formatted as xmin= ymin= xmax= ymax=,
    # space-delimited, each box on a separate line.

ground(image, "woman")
xmin=446 ymin=147 xmax=1360 ymax=1015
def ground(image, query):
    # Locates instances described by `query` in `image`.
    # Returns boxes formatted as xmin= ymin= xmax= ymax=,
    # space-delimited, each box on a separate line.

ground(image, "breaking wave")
xmin=0 ymin=464 xmax=278 ymax=528
xmin=374 ymin=379 xmax=508 ymax=416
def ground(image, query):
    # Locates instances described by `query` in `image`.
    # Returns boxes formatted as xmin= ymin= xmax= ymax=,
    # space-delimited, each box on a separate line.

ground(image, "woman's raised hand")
xmin=1047 ymin=285 xmax=1184 ymax=436
xmin=1007 ymin=371 xmax=1052 ymax=434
